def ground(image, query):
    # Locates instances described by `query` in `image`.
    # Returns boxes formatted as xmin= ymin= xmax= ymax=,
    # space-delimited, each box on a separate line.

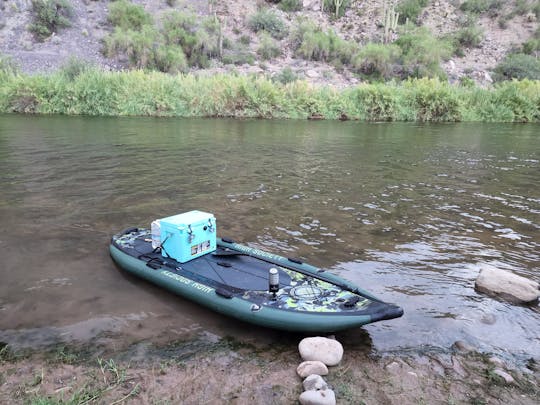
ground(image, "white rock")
xmin=493 ymin=368 xmax=515 ymax=384
xmin=299 ymin=388 xmax=336 ymax=405
xmin=475 ymin=265 xmax=540 ymax=304
xmin=297 ymin=361 xmax=329 ymax=378
xmin=299 ymin=337 xmax=344 ymax=366
xmin=305 ymin=69 xmax=319 ymax=78
xmin=303 ymin=374 xmax=328 ymax=391
xmin=488 ymin=356 xmax=505 ymax=368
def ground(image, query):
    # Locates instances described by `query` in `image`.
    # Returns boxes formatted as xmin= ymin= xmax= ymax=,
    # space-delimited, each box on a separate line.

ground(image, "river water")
xmin=0 ymin=115 xmax=538 ymax=361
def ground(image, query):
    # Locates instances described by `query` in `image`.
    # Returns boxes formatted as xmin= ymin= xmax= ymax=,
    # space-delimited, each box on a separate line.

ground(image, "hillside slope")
xmin=0 ymin=0 xmax=538 ymax=87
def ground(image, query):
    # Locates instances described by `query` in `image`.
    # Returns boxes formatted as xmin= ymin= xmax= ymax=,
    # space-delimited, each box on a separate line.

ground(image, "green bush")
xmin=404 ymin=78 xmax=461 ymax=121
xmin=103 ymin=26 xmax=159 ymax=69
xmin=154 ymin=45 xmax=188 ymax=74
xmin=493 ymin=53 xmax=540 ymax=81
xmin=59 ymin=57 xmax=93 ymax=80
xmin=522 ymin=27 xmax=540 ymax=56
xmin=396 ymin=0 xmax=428 ymax=24
xmin=248 ymin=9 xmax=288 ymax=39
xmin=272 ymin=67 xmax=298 ymax=84
xmin=459 ymin=0 xmax=498 ymax=14
xmin=257 ymin=32 xmax=282 ymax=60
xmin=0 ymin=53 xmax=18 ymax=75
xmin=454 ymin=24 xmax=484 ymax=48
xmin=352 ymin=43 xmax=401 ymax=80
xmin=29 ymin=0 xmax=73 ymax=40
xmin=292 ymin=21 xmax=357 ymax=64
xmin=279 ymin=0 xmax=303 ymax=12
xmin=395 ymin=26 xmax=452 ymax=79
xmin=108 ymin=0 xmax=152 ymax=30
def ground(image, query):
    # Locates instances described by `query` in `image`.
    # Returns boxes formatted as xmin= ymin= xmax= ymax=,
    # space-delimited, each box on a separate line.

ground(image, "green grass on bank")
xmin=0 ymin=69 xmax=539 ymax=122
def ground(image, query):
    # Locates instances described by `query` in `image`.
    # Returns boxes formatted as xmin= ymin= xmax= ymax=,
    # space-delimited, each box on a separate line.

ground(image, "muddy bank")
xmin=1 ymin=331 xmax=538 ymax=404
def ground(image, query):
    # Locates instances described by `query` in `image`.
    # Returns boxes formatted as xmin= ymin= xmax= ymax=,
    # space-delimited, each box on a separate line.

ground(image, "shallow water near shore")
xmin=0 ymin=115 xmax=538 ymax=362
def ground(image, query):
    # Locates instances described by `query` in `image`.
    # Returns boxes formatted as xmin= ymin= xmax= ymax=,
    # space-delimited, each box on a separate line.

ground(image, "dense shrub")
xmin=352 ymin=43 xmax=401 ymax=80
xmin=403 ymin=78 xmax=461 ymax=121
xmin=103 ymin=26 xmax=159 ymax=69
xmin=292 ymin=21 xmax=357 ymax=64
xmin=59 ymin=57 xmax=94 ymax=80
xmin=395 ymin=26 xmax=452 ymax=79
xmin=459 ymin=0 xmax=499 ymax=14
xmin=0 ymin=53 xmax=18 ymax=75
xmin=396 ymin=0 xmax=428 ymax=24
xmin=107 ymin=0 xmax=152 ymax=30
xmin=248 ymin=9 xmax=288 ymax=39
xmin=454 ymin=24 xmax=484 ymax=48
xmin=1 ymin=71 xmax=539 ymax=122
xmin=279 ymin=0 xmax=303 ymax=12
xmin=154 ymin=45 xmax=188 ymax=74
xmin=272 ymin=67 xmax=299 ymax=84
xmin=522 ymin=27 xmax=540 ymax=57
xmin=493 ymin=53 xmax=540 ymax=81
xmin=257 ymin=32 xmax=282 ymax=60
xmin=29 ymin=0 xmax=73 ymax=40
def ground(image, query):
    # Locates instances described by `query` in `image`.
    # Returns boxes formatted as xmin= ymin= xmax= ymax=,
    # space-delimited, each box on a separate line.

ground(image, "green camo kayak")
xmin=110 ymin=227 xmax=403 ymax=332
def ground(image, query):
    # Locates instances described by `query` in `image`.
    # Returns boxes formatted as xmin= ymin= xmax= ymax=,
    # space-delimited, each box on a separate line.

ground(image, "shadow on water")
xmin=0 ymin=115 xmax=538 ymax=361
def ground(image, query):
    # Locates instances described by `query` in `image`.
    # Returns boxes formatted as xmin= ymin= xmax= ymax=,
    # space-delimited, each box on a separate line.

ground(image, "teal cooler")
xmin=159 ymin=211 xmax=216 ymax=263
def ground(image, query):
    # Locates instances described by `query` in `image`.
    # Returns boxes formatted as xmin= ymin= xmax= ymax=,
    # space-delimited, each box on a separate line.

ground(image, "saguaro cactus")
xmin=383 ymin=0 xmax=399 ymax=44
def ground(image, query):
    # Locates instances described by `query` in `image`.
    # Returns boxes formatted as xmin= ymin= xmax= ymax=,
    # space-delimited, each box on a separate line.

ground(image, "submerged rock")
xmin=297 ymin=361 xmax=329 ymax=378
xmin=475 ymin=265 xmax=540 ymax=304
xmin=299 ymin=388 xmax=336 ymax=405
xmin=299 ymin=337 xmax=343 ymax=366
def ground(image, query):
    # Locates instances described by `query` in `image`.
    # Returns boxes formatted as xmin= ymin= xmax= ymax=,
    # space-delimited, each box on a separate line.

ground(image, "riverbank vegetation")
xmin=0 ymin=65 xmax=539 ymax=122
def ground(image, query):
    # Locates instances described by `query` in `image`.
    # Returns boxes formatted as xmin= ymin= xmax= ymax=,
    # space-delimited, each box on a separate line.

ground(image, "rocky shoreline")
xmin=1 ymin=329 xmax=538 ymax=404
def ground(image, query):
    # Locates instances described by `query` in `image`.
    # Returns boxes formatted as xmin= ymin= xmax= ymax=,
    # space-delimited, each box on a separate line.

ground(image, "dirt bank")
xmin=1 ymin=330 xmax=538 ymax=404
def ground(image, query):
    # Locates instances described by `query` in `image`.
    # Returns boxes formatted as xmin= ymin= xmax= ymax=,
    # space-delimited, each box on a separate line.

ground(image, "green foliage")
xmin=29 ymin=0 xmax=73 ymax=40
xmin=107 ymin=0 xmax=152 ymax=30
xmin=352 ymin=43 xmax=401 ymax=80
xmin=272 ymin=67 xmax=299 ymax=84
xmin=59 ymin=57 xmax=93 ymax=80
xmin=522 ymin=27 xmax=540 ymax=56
xmin=279 ymin=0 xmax=303 ymax=12
xmin=349 ymin=83 xmax=399 ymax=121
xmin=248 ymin=9 xmax=288 ymax=39
xmin=0 ymin=53 xmax=19 ymax=75
xmin=395 ymin=0 xmax=428 ymax=24
xmin=257 ymin=32 xmax=282 ymax=60
xmin=154 ymin=45 xmax=188 ymax=74
xmin=0 ymin=70 xmax=539 ymax=122
xmin=459 ymin=0 xmax=499 ymax=14
xmin=292 ymin=21 xmax=357 ymax=64
xmin=404 ymin=78 xmax=461 ymax=121
xmin=103 ymin=26 xmax=159 ymax=69
xmin=395 ymin=26 xmax=452 ymax=79
xmin=493 ymin=53 xmax=540 ymax=81
xmin=454 ymin=24 xmax=484 ymax=48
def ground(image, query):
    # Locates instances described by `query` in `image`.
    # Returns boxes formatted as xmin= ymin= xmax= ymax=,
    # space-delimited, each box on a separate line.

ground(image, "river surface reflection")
xmin=0 ymin=115 xmax=538 ymax=360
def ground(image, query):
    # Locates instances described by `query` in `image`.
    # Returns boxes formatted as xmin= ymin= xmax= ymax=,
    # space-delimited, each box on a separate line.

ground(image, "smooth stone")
xmin=299 ymin=388 xmax=336 ymax=405
xmin=493 ymin=368 xmax=515 ymax=384
xmin=297 ymin=361 xmax=329 ymax=378
xmin=475 ymin=265 xmax=540 ymax=304
xmin=303 ymin=374 xmax=328 ymax=391
xmin=452 ymin=340 xmax=474 ymax=352
xmin=488 ymin=356 xmax=505 ymax=368
xmin=299 ymin=337 xmax=344 ymax=366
